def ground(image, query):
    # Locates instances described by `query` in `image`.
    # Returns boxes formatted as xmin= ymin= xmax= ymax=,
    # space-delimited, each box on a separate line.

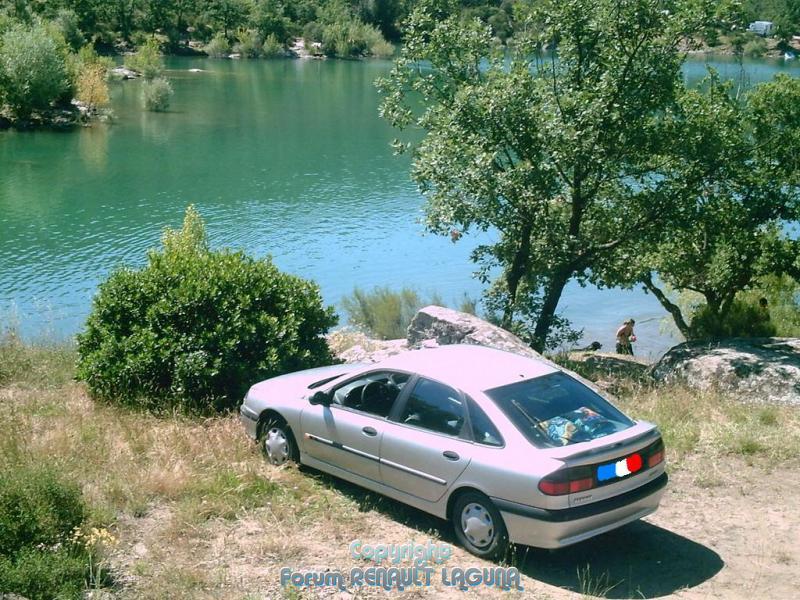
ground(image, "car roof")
xmin=375 ymin=344 xmax=558 ymax=392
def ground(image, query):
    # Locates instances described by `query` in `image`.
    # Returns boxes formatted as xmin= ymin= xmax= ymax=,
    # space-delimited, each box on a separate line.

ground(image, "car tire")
xmin=451 ymin=491 xmax=509 ymax=560
xmin=258 ymin=415 xmax=298 ymax=466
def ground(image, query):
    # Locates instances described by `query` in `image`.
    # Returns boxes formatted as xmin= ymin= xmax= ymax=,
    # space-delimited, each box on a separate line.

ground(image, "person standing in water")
xmin=616 ymin=319 xmax=636 ymax=355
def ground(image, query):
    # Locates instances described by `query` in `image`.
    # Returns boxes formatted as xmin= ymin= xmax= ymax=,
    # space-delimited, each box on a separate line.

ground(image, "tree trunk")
xmin=531 ymin=269 xmax=572 ymax=352
xmin=501 ymin=222 xmax=533 ymax=329
xmin=642 ymin=273 xmax=691 ymax=339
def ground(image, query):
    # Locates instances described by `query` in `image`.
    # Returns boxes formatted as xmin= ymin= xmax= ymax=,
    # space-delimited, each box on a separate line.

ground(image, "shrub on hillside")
xmin=141 ymin=76 xmax=173 ymax=111
xmin=234 ymin=29 xmax=262 ymax=58
xmin=262 ymin=33 xmax=284 ymax=58
xmin=0 ymin=22 xmax=70 ymax=119
xmin=77 ymin=206 xmax=338 ymax=413
xmin=744 ymin=37 xmax=767 ymax=57
xmin=204 ymin=33 xmax=231 ymax=58
xmin=0 ymin=466 xmax=89 ymax=600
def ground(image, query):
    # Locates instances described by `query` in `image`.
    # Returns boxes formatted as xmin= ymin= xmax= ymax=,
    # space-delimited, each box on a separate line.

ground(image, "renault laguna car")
xmin=240 ymin=344 xmax=667 ymax=558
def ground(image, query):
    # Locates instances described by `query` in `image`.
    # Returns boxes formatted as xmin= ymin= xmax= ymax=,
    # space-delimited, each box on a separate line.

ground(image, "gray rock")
xmin=567 ymin=352 xmax=650 ymax=378
xmin=407 ymin=305 xmax=544 ymax=359
xmin=651 ymin=338 xmax=800 ymax=405
xmin=110 ymin=66 xmax=139 ymax=79
xmin=337 ymin=339 xmax=407 ymax=364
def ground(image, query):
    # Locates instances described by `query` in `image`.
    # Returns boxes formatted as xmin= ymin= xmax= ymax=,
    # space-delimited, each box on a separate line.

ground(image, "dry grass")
xmin=2 ymin=343 xmax=800 ymax=598
xmin=614 ymin=384 xmax=800 ymax=468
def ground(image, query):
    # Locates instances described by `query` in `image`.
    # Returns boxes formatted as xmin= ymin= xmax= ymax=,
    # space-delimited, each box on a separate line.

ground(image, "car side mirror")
xmin=309 ymin=391 xmax=331 ymax=406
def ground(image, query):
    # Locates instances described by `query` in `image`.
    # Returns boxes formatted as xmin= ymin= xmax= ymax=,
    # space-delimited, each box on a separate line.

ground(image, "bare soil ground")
xmin=108 ymin=453 xmax=800 ymax=600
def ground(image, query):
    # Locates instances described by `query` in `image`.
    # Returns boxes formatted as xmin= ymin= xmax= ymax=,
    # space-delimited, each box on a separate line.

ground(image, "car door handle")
xmin=442 ymin=450 xmax=460 ymax=461
xmin=362 ymin=426 xmax=378 ymax=437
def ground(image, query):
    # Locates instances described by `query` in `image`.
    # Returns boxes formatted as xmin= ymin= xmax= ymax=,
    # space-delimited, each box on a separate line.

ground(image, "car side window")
xmin=466 ymin=396 xmax=504 ymax=447
xmin=331 ymin=371 xmax=409 ymax=418
xmin=399 ymin=378 xmax=465 ymax=437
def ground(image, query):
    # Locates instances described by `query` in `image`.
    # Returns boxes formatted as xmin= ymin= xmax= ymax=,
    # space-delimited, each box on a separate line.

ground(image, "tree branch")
xmin=642 ymin=273 xmax=691 ymax=338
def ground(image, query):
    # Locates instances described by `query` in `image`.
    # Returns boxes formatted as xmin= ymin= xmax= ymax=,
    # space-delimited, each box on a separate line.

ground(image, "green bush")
xmin=0 ymin=547 xmax=87 ymax=600
xmin=302 ymin=21 xmax=324 ymax=44
xmin=742 ymin=275 xmax=800 ymax=337
xmin=126 ymin=38 xmax=163 ymax=80
xmin=141 ymin=76 xmax=173 ymax=111
xmin=342 ymin=287 xmax=445 ymax=340
xmin=689 ymin=299 xmax=777 ymax=339
xmin=234 ymin=28 xmax=262 ymax=58
xmin=76 ymin=206 xmax=338 ymax=413
xmin=0 ymin=22 xmax=70 ymax=119
xmin=0 ymin=465 xmax=89 ymax=600
xmin=262 ymin=33 xmax=284 ymax=58
xmin=744 ymin=37 xmax=767 ymax=57
xmin=204 ymin=32 xmax=230 ymax=58
xmin=0 ymin=467 xmax=85 ymax=557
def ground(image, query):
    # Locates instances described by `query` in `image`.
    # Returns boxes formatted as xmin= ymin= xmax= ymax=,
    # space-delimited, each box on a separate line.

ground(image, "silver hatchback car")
xmin=240 ymin=344 xmax=667 ymax=558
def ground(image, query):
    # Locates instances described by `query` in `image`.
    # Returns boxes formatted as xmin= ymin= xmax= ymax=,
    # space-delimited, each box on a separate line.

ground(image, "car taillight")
xmin=648 ymin=449 xmax=664 ymax=467
xmin=646 ymin=438 xmax=665 ymax=468
xmin=538 ymin=466 xmax=593 ymax=496
xmin=538 ymin=480 xmax=570 ymax=495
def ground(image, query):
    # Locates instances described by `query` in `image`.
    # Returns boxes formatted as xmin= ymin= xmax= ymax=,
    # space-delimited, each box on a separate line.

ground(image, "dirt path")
xmin=110 ymin=455 xmax=799 ymax=599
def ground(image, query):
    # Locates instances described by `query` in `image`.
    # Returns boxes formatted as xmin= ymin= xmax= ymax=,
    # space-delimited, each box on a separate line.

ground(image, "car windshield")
xmin=485 ymin=372 xmax=635 ymax=448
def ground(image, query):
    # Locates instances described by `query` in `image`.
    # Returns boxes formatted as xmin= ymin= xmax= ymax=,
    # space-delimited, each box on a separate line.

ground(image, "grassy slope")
xmin=2 ymin=340 xmax=799 ymax=598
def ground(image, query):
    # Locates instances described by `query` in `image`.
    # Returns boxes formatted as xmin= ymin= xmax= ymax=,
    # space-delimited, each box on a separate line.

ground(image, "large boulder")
xmin=651 ymin=338 xmax=800 ymax=406
xmin=406 ymin=305 xmax=543 ymax=359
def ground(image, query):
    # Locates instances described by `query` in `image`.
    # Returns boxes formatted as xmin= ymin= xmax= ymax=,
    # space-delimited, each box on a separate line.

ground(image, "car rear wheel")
xmin=451 ymin=491 xmax=509 ymax=560
xmin=259 ymin=415 xmax=298 ymax=466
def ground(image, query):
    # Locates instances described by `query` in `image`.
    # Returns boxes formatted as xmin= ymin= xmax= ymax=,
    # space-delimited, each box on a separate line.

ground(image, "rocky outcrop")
xmin=651 ymin=338 xmax=800 ymax=406
xmin=406 ymin=305 xmax=544 ymax=359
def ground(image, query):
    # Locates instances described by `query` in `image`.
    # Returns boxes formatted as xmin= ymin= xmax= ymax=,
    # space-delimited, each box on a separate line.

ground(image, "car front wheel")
xmin=451 ymin=491 xmax=509 ymax=560
xmin=259 ymin=416 xmax=298 ymax=466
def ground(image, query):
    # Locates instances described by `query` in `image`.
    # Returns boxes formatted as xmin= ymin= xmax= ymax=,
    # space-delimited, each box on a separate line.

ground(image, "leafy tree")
xmin=206 ymin=0 xmax=249 ymax=38
xmin=380 ymin=0 xmax=708 ymax=351
xmin=0 ymin=21 xmax=70 ymax=119
xmin=76 ymin=61 xmax=108 ymax=109
xmin=249 ymin=0 xmax=293 ymax=44
xmin=634 ymin=74 xmax=800 ymax=338
xmin=76 ymin=206 xmax=338 ymax=412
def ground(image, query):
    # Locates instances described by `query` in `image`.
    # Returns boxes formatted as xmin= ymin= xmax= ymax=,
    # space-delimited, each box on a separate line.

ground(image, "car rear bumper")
xmin=492 ymin=472 xmax=668 ymax=549
xmin=240 ymin=405 xmax=259 ymax=439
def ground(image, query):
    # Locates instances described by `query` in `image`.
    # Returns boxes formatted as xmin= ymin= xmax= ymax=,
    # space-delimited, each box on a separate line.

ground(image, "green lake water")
xmin=1 ymin=55 xmax=798 ymax=358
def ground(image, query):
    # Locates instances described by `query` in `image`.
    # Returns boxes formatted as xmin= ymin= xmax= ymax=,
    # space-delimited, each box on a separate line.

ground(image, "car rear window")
xmin=485 ymin=372 xmax=634 ymax=448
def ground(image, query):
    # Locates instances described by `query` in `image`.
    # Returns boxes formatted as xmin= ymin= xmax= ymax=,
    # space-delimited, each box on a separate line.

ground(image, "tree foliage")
xmin=634 ymin=73 xmax=800 ymax=339
xmin=76 ymin=206 xmax=338 ymax=413
xmin=382 ymin=0 xmax=800 ymax=348
xmin=0 ymin=20 xmax=70 ymax=118
xmin=380 ymin=0 xmax=712 ymax=350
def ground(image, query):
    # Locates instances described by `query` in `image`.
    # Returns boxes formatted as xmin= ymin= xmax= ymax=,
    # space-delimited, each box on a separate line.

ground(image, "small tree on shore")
xmin=0 ymin=22 xmax=70 ymax=119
